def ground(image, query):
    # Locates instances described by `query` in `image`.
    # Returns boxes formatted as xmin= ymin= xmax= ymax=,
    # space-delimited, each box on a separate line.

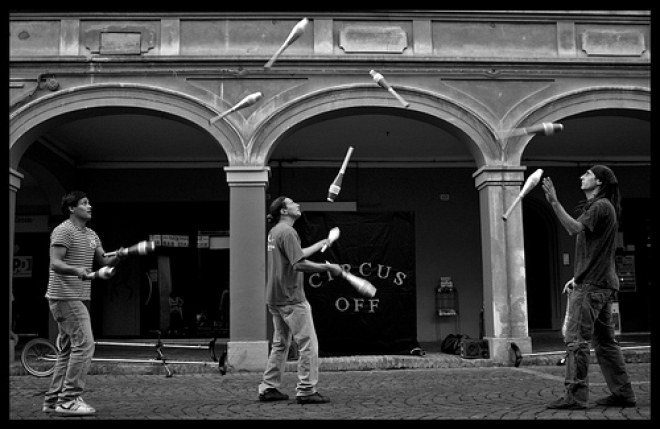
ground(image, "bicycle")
xmin=20 ymin=330 xmax=227 ymax=378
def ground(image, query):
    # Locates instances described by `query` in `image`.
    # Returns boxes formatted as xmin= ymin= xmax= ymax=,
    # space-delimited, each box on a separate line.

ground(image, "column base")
xmin=227 ymin=340 xmax=269 ymax=372
xmin=485 ymin=336 xmax=532 ymax=365
xmin=10 ymin=339 xmax=16 ymax=364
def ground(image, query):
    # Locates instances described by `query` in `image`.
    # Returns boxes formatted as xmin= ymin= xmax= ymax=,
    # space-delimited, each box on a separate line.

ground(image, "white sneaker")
xmin=55 ymin=397 xmax=96 ymax=416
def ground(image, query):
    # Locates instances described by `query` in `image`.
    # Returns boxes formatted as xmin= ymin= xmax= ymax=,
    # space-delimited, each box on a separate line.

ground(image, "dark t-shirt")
xmin=266 ymin=222 xmax=306 ymax=305
xmin=574 ymin=198 xmax=620 ymax=290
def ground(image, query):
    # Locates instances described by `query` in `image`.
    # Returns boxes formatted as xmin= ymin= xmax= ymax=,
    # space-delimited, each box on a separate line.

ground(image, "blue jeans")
xmin=563 ymin=284 xmax=635 ymax=404
xmin=43 ymin=300 xmax=95 ymax=406
xmin=259 ymin=301 xmax=319 ymax=397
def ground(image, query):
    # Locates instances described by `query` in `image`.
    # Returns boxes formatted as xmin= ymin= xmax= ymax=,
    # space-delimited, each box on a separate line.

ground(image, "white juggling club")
xmin=209 ymin=92 xmax=264 ymax=125
xmin=328 ymin=262 xmax=377 ymax=298
xmin=83 ymin=266 xmax=116 ymax=281
xmin=264 ymin=18 xmax=309 ymax=68
xmin=104 ymin=240 xmax=156 ymax=258
xmin=502 ymin=122 xmax=564 ymax=140
xmin=342 ymin=271 xmax=377 ymax=298
xmin=321 ymin=227 xmax=340 ymax=252
xmin=327 ymin=146 xmax=354 ymax=202
xmin=369 ymin=70 xmax=410 ymax=108
xmin=503 ymin=169 xmax=544 ymax=220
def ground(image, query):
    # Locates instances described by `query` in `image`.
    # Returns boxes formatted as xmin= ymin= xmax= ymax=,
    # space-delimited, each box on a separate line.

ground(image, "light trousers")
xmin=43 ymin=300 xmax=95 ymax=406
xmin=259 ymin=301 xmax=319 ymax=397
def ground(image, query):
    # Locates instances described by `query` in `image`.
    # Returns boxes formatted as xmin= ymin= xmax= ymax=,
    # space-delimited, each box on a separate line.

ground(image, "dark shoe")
xmin=595 ymin=395 xmax=636 ymax=407
xmin=296 ymin=393 xmax=330 ymax=404
xmin=546 ymin=396 xmax=587 ymax=410
xmin=42 ymin=403 xmax=57 ymax=413
xmin=258 ymin=388 xmax=289 ymax=402
xmin=510 ymin=342 xmax=522 ymax=367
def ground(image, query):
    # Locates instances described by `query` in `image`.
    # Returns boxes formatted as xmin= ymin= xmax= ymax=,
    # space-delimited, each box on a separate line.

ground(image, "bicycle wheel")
xmin=21 ymin=338 xmax=58 ymax=377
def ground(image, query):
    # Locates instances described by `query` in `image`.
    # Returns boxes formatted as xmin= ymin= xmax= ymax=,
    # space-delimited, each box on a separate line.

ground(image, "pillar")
xmin=9 ymin=168 xmax=23 ymax=365
xmin=224 ymin=166 xmax=270 ymax=371
xmin=473 ymin=166 xmax=532 ymax=364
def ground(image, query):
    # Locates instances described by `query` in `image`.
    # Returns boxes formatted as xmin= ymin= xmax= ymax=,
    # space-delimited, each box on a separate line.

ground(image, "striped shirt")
xmin=45 ymin=219 xmax=102 ymax=301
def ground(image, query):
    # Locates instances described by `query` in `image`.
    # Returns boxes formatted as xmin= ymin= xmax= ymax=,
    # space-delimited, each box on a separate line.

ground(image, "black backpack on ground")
xmin=440 ymin=334 xmax=470 ymax=355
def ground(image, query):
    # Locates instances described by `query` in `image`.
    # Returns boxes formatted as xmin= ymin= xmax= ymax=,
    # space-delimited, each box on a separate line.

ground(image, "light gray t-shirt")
xmin=266 ymin=222 xmax=306 ymax=305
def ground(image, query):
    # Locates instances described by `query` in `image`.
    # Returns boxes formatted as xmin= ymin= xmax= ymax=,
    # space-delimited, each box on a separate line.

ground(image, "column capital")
xmin=224 ymin=166 xmax=270 ymax=186
xmin=9 ymin=168 xmax=23 ymax=192
xmin=472 ymin=165 xmax=527 ymax=191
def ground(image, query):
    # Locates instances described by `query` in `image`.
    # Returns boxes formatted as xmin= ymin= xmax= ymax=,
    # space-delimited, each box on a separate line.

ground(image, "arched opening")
xmin=269 ymin=106 xmax=477 ymax=167
xmin=262 ymin=100 xmax=491 ymax=350
xmin=518 ymin=102 xmax=650 ymax=338
xmin=10 ymin=87 xmax=236 ymax=340
xmin=522 ymin=197 xmax=560 ymax=331
xmin=250 ymin=84 xmax=499 ymax=168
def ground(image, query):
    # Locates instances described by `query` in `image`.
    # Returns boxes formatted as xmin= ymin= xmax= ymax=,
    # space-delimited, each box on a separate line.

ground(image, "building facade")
xmin=9 ymin=10 xmax=650 ymax=369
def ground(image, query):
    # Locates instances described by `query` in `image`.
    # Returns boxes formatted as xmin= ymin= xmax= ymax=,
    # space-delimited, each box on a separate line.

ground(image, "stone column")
xmin=224 ymin=166 xmax=270 ymax=371
xmin=9 ymin=168 xmax=23 ymax=365
xmin=473 ymin=166 xmax=532 ymax=364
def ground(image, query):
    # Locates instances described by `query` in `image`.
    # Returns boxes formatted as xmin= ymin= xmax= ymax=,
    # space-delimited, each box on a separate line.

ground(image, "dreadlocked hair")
xmin=576 ymin=182 xmax=622 ymax=221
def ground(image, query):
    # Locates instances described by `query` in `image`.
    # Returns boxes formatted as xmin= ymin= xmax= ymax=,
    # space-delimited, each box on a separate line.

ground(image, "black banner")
xmin=296 ymin=211 xmax=418 ymax=356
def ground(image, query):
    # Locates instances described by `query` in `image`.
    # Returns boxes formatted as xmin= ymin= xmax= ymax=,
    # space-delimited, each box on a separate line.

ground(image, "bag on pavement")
xmin=441 ymin=334 xmax=469 ymax=355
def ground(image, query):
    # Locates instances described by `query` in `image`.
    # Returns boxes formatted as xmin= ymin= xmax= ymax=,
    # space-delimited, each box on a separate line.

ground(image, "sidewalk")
xmin=10 ymin=332 xmax=650 ymax=376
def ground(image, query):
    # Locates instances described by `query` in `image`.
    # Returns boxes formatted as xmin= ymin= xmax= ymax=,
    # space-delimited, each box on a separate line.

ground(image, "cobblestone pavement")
xmin=9 ymin=363 xmax=650 ymax=420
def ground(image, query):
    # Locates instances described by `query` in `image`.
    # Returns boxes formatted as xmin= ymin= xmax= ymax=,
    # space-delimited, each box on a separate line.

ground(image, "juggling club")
xmin=209 ymin=92 xmax=264 ymax=125
xmin=369 ymin=70 xmax=410 ymax=108
xmin=327 ymin=146 xmax=354 ymax=202
xmin=503 ymin=169 xmax=544 ymax=220
xmin=264 ymin=18 xmax=309 ymax=68
xmin=83 ymin=266 xmax=116 ymax=281
xmin=507 ymin=122 xmax=564 ymax=138
xmin=104 ymin=240 xmax=156 ymax=258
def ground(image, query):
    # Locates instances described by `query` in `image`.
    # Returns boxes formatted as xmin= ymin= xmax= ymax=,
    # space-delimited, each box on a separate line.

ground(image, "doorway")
xmin=523 ymin=198 xmax=559 ymax=331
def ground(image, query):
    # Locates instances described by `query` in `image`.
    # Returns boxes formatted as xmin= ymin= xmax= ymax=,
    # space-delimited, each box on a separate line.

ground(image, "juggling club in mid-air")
xmin=503 ymin=169 xmax=544 ymax=220
xmin=264 ymin=17 xmax=309 ymax=68
xmin=209 ymin=92 xmax=264 ymax=125
xmin=503 ymin=122 xmax=564 ymax=139
xmin=327 ymin=146 xmax=354 ymax=202
xmin=369 ymin=70 xmax=410 ymax=108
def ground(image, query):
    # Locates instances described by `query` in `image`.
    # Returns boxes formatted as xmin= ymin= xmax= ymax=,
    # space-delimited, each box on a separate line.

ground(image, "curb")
xmin=10 ymin=348 xmax=649 ymax=377
xmin=518 ymin=347 xmax=651 ymax=367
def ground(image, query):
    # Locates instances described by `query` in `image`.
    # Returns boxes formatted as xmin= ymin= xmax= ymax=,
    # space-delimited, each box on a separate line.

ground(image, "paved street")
xmin=9 ymin=363 xmax=650 ymax=420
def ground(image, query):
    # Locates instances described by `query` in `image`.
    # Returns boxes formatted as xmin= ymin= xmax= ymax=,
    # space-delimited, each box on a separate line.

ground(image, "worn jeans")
xmin=563 ymin=284 xmax=635 ymax=404
xmin=258 ymin=301 xmax=319 ymax=397
xmin=43 ymin=300 xmax=95 ymax=406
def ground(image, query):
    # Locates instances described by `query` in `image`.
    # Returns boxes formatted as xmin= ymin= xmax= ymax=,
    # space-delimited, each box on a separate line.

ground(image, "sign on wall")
xmin=296 ymin=211 xmax=417 ymax=356
xmin=149 ymin=234 xmax=189 ymax=248
xmin=13 ymin=256 xmax=33 ymax=278
xmin=615 ymin=252 xmax=637 ymax=292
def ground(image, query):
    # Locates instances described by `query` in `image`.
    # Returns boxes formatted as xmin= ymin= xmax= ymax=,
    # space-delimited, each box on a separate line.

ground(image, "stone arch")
xmin=247 ymin=84 xmax=501 ymax=168
xmin=504 ymin=86 xmax=651 ymax=165
xmin=9 ymin=82 xmax=244 ymax=169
